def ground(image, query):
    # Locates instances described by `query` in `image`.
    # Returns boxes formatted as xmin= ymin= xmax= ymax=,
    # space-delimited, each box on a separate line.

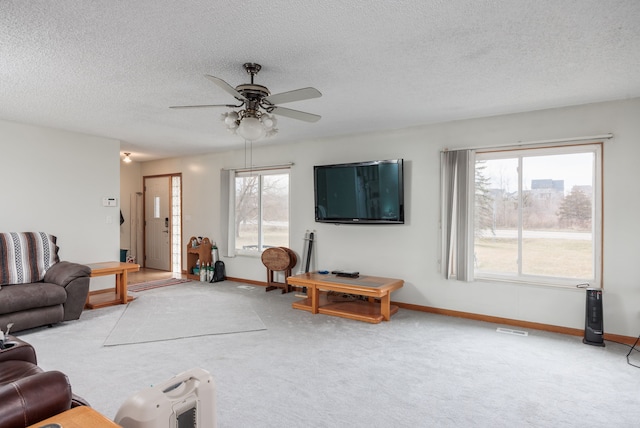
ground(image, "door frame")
xmin=143 ymin=173 xmax=182 ymax=272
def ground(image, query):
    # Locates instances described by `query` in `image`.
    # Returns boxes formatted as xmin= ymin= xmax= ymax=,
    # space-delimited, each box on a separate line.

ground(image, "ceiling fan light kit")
xmin=220 ymin=109 xmax=278 ymax=140
xmin=171 ymin=63 xmax=321 ymax=142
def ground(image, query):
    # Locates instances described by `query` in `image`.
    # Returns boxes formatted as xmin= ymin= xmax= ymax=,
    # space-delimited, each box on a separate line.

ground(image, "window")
xmin=171 ymin=175 xmax=181 ymax=274
xmin=154 ymin=196 xmax=161 ymax=218
xmin=232 ymin=168 xmax=290 ymax=254
xmin=443 ymin=143 xmax=602 ymax=288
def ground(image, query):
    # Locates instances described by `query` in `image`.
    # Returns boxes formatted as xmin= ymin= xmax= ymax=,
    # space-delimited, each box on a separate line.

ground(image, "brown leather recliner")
xmin=0 ymin=336 xmax=89 ymax=428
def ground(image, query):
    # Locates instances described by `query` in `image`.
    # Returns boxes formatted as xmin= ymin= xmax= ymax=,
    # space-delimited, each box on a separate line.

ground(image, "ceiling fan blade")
xmin=264 ymin=87 xmax=322 ymax=105
xmin=169 ymin=104 xmax=237 ymax=109
xmin=204 ymin=75 xmax=247 ymax=101
xmin=271 ymin=106 xmax=321 ymax=123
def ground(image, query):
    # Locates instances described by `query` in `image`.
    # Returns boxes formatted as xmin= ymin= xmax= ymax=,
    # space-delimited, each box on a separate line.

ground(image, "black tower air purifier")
xmin=583 ymin=288 xmax=604 ymax=347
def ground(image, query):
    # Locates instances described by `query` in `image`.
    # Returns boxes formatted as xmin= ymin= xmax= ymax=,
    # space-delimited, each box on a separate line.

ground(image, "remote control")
xmin=332 ymin=270 xmax=359 ymax=278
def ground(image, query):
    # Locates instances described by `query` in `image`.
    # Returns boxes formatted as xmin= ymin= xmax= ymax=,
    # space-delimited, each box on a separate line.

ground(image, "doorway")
xmin=144 ymin=174 xmax=182 ymax=273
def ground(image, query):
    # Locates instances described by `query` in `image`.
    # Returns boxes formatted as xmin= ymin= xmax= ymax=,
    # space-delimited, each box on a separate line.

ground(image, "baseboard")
xmin=225 ymin=276 xmax=268 ymax=287
xmin=602 ymin=332 xmax=638 ymax=346
xmin=394 ymin=301 xmax=638 ymax=346
xmin=227 ymin=276 xmax=637 ymax=345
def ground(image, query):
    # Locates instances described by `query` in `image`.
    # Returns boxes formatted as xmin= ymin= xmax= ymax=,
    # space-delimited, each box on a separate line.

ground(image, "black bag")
xmin=211 ymin=260 xmax=225 ymax=283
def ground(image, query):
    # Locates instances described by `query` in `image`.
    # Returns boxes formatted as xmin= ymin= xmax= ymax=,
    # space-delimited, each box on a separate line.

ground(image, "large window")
xmin=443 ymin=143 xmax=602 ymax=288
xmin=233 ymin=168 xmax=290 ymax=254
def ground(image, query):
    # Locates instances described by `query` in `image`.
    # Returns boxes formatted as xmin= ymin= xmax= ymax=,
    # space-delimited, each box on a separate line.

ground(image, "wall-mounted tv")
xmin=314 ymin=159 xmax=404 ymax=224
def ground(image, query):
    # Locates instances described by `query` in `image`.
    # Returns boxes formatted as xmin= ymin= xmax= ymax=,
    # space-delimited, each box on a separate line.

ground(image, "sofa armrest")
xmin=0 ymin=337 xmax=37 ymax=365
xmin=44 ymin=261 xmax=91 ymax=287
xmin=44 ymin=262 xmax=91 ymax=321
xmin=0 ymin=370 xmax=72 ymax=428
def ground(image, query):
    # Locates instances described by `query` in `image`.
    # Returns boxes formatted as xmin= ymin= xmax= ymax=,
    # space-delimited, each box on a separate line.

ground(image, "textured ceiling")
xmin=2 ymin=0 xmax=640 ymax=161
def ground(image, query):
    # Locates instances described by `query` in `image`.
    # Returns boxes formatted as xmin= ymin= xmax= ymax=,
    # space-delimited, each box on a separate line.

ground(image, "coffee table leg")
xmin=311 ymin=285 xmax=319 ymax=314
xmin=120 ymin=271 xmax=128 ymax=304
xmin=114 ymin=273 xmax=121 ymax=302
xmin=381 ymin=293 xmax=391 ymax=321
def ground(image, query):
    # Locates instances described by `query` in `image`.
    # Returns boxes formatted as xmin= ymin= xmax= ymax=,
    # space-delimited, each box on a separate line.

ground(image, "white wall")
xmin=0 ymin=119 xmax=121 ymax=290
xmin=137 ymin=98 xmax=640 ymax=337
xmin=119 ymin=160 xmax=143 ymax=262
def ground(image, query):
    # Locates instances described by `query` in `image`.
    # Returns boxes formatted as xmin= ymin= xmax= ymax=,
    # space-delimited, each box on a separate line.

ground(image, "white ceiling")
xmin=2 ymin=1 xmax=640 ymax=161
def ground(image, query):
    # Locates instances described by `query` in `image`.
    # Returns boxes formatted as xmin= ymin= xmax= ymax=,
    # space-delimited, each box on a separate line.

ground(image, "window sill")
xmin=473 ymin=275 xmax=595 ymax=291
xmin=233 ymin=250 xmax=262 ymax=258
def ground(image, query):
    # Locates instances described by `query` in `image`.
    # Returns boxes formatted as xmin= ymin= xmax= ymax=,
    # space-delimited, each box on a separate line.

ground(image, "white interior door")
xmin=145 ymin=176 xmax=171 ymax=270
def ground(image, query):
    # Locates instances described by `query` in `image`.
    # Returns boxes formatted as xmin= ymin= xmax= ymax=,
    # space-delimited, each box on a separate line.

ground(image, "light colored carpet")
xmin=17 ymin=281 xmax=640 ymax=427
xmin=104 ymin=284 xmax=266 ymax=346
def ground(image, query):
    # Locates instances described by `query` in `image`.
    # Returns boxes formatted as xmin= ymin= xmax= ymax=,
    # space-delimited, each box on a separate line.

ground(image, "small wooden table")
xmin=28 ymin=406 xmax=119 ymax=427
xmin=85 ymin=261 xmax=140 ymax=309
xmin=289 ymin=273 xmax=404 ymax=323
xmin=262 ymin=247 xmax=297 ymax=293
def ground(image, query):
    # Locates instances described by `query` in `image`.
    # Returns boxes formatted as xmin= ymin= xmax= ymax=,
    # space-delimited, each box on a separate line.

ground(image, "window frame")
xmin=231 ymin=167 xmax=291 ymax=257
xmin=472 ymin=143 xmax=603 ymax=288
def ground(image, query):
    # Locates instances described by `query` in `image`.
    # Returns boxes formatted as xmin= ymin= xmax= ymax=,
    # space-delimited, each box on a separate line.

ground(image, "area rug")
xmin=128 ymin=277 xmax=191 ymax=292
xmin=104 ymin=291 xmax=266 ymax=346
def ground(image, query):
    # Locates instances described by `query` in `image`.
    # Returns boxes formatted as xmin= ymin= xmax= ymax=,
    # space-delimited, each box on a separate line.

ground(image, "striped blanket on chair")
xmin=0 ymin=232 xmax=60 ymax=285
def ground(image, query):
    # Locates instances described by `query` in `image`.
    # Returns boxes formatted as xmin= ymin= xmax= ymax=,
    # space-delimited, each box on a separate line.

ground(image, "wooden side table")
xmin=85 ymin=261 xmax=140 ymax=309
xmin=186 ymin=236 xmax=212 ymax=280
xmin=28 ymin=406 xmax=119 ymax=427
xmin=261 ymin=247 xmax=297 ymax=293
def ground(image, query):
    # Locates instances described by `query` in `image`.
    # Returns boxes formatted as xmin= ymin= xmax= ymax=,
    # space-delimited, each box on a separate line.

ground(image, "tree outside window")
xmin=473 ymin=145 xmax=601 ymax=286
xmin=234 ymin=170 xmax=289 ymax=252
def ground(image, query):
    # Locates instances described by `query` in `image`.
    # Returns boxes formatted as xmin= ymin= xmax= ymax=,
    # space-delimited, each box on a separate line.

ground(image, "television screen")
xmin=314 ymin=159 xmax=404 ymax=224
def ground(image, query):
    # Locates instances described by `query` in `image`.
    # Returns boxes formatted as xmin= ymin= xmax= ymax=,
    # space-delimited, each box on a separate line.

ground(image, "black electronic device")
xmin=583 ymin=288 xmax=605 ymax=347
xmin=314 ymin=159 xmax=404 ymax=224
xmin=332 ymin=270 xmax=359 ymax=278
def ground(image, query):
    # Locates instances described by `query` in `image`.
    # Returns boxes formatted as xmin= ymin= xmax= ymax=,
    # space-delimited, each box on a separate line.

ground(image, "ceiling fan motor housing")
xmin=235 ymin=84 xmax=270 ymax=100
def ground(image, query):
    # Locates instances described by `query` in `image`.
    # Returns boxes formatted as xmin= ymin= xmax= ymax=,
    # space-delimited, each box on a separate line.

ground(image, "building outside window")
xmin=473 ymin=144 xmax=602 ymax=287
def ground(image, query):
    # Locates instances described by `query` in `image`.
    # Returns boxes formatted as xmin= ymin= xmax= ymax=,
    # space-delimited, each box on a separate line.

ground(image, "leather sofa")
xmin=0 ymin=232 xmax=91 ymax=333
xmin=0 ymin=336 xmax=88 ymax=428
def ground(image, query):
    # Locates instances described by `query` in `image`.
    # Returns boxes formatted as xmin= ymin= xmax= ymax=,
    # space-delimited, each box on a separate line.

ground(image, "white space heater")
xmin=115 ymin=367 xmax=216 ymax=428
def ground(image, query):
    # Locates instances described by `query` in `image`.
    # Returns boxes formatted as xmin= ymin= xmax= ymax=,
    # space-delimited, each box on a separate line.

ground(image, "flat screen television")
xmin=314 ymin=159 xmax=404 ymax=224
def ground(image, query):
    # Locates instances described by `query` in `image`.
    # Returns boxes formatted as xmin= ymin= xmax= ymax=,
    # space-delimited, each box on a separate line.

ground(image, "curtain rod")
xmin=221 ymin=162 xmax=294 ymax=172
xmin=442 ymin=133 xmax=613 ymax=153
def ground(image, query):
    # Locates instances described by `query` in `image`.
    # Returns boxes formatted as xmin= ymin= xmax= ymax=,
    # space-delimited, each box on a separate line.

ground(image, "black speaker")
xmin=583 ymin=288 xmax=604 ymax=347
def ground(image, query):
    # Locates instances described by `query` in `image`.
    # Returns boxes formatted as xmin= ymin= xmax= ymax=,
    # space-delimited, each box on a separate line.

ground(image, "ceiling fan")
xmin=170 ymin=63 xmax=322 ymax=140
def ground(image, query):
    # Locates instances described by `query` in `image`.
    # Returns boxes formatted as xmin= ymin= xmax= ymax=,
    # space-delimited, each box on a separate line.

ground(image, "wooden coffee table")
xmin=28 ymin=406 xmax=119 ymax=427
xmin=289 ymin=272 xmax=403 ymax=323
xmin=85 ymin=261 xmax=140 ymax=309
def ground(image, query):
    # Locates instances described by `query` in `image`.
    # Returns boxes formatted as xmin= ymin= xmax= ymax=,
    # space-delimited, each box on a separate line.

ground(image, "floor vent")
xmin=237 ymin=285 xmax=255 ymax=290
xmin=496 ymin=327 xmax=529 ymax=336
